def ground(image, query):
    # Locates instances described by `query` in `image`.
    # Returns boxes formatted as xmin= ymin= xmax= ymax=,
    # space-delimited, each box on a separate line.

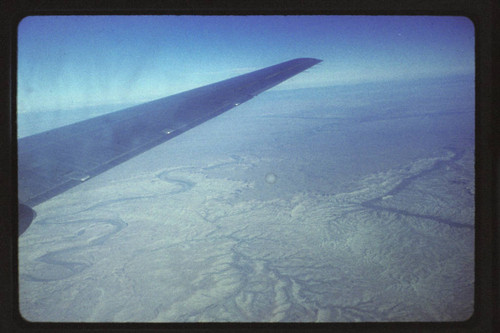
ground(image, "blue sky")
xmin=17 ymin=15 xmax=474 ymax=113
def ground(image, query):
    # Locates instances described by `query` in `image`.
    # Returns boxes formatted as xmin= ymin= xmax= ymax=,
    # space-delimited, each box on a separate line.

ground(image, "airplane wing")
xmin=17 ymin=58 xmax=322 ymax=235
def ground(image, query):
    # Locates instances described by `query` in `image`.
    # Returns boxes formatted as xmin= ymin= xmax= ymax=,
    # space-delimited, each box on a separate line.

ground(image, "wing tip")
xmin=294 ymin=57 xmax=322 ymax=62
xmin=289 ymin=57 xmax=323 ymax=67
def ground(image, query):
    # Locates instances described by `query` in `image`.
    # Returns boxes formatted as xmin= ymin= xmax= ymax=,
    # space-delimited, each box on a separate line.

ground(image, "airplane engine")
xmin=18 ymin=203 xmax=36 ymax=236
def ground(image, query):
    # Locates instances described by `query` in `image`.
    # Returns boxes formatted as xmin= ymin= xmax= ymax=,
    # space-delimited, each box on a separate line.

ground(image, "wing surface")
xmin=18 ymin=58 xmax=321 ymax=210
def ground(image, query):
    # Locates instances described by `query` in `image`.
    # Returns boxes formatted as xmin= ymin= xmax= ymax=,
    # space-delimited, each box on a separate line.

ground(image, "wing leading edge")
xmin=17 ymin=58 xmax=322 ymax=235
